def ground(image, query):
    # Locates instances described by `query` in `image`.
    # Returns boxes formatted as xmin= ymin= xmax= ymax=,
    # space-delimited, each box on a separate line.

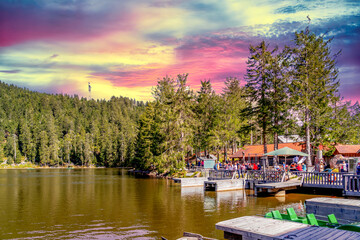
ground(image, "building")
xmin=333 ymin=145 xmax=360 ymax=158
xmin=229 ymin=142 xmax=306 ymax=163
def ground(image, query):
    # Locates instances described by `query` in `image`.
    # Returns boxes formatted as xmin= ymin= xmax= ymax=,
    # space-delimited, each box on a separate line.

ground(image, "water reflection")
xmin=0 ymin=169 xmax=326 ymax=239
xmin=275 ymin=196 xmax=286 ymax=203
xmin=181 ymin=187 xmax=204 ymax=198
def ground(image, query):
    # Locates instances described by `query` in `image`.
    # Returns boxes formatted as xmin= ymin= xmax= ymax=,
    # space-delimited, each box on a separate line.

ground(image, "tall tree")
xmin=152 ymin=74 xmax=195 ymax=171
xmin=290 ymin=28 xmax=340 ymax=165
xmin=195 ymin=80 xmax=217 ymax=157
xmin=245 ymin=41 xmax=274 ymax=156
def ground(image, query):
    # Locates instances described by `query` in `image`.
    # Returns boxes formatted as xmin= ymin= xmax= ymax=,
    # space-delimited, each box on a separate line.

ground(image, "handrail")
xmin=301 ymin=172 xmax=347 ymax=187
xmin=208 ymin=169 xmax=237 ymax=180
xmin=246 ymin=170 xmax=284 ymax=182
xmin=343 ymin=174 xmax=360 ymax=194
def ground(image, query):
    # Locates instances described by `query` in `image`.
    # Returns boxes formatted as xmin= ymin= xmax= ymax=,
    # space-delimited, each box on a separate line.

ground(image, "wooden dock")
xmin=254 ymin=179 xmax=302 ymax=196
xmin=216 ymin=216 xmax=360 ymax=240
xmin=173 ymin=177 xmax=207 ymax=187
xmin=306 ymin=197 xmax=360 ymax=224
xmin=204 ymin=179 xmax=245 ymax=191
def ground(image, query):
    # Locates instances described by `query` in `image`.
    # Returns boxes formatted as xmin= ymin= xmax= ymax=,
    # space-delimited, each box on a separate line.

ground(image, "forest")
xmin=1 ymin=28 xmax=360 ymax=171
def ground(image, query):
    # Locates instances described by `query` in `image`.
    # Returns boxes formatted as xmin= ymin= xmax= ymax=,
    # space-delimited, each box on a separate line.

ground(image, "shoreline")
xmin=0 ymin=164 xmax=133 ymax=170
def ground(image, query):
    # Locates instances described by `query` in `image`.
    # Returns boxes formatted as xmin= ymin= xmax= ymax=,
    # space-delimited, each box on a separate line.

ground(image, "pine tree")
xmin=222 ymin=77 xmax=248 ymax=153
xmin=290 ymin=28 xmax=340 ymax=165
xmin=245 ymin=41 xmax=274 ymax=156
xmin=194 ymin=80 xmax=217 ymax=156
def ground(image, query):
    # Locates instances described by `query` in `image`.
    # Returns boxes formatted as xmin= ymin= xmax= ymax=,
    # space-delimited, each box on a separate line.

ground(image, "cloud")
xmin=275 ymin=4 xmax=308 ymax=14
xmin=0 ymin=69 xmax=21 ymax=73
xmin=0 ymin=0 xmax=135 ymax=46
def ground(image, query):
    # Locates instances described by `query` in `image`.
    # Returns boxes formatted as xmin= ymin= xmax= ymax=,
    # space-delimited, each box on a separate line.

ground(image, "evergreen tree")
xmin=245 ymin=41 xmax=274 ymax=156
xmin=194 ymin=80 xmax=217 ymax=156
xmin=290 ymin=28 xmax=340 ymax=165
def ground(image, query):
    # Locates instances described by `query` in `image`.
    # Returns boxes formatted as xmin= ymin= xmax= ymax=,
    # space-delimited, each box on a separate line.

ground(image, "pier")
xmin=174 ymin=170 xmax=360 ymax=197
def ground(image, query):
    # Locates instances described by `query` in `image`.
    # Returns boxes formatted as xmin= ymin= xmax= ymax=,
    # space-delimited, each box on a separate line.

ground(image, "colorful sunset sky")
xmin=0 ymin=0 xmax=359 ymax=102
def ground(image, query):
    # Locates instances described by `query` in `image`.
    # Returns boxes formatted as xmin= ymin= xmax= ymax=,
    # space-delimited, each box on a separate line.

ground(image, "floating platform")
xmin=173 ymin=177 xmax=207 ymax=187
xmin=306 ymin=197 xmax=360 ymax=224
xmin=216 ymin=216 xmax=360 ymax=240
xmin=254 ymin=179 xmax=302 ymax=196
xmin=204 ymin=179 xmax=245 ymax=191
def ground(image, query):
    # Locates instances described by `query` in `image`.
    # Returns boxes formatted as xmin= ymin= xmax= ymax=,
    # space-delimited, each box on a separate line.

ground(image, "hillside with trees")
xmin=0 ymin=82 xmax=145 ymax=167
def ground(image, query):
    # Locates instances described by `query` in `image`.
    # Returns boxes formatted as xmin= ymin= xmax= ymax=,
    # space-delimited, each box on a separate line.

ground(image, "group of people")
xmin=213 ymin=161 xmax=262 ymax=171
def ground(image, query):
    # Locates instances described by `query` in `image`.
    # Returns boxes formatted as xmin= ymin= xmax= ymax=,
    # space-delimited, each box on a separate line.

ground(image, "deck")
xmin=254 ymin=179 xmax=302 ymax=196
xmin=216 ymin=216 xmax=360 ymax=240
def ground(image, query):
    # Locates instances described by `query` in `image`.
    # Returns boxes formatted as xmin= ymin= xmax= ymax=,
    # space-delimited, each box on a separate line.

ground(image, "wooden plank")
xmin=216 ymin=216 xmax=308 ymax=239
xmin=278 ymin=225 xmax=360 ymax=240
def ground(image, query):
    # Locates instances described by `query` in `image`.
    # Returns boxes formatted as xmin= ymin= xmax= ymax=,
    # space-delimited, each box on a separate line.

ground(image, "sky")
xmin=0 ymin=0 xmax=359 ymax=102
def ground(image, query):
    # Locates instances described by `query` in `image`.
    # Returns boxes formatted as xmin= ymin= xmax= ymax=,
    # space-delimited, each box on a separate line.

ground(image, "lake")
xmin=0 ymin=169 xmax=324 ymax=239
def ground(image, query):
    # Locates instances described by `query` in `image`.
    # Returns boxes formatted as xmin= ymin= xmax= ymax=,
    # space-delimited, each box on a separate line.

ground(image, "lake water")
xmin=0 ymin=169 xmax=324 ymax=239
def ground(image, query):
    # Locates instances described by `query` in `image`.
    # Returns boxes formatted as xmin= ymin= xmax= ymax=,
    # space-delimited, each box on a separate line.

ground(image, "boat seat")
xmin=327 ymin=214 xmax=338 ymax=225
xmin=306 ymin=213 xmax=319 ymax=226
xmin=272 ymin=210 xmax=283 ymax=220
xmin=286 ymin=208 xmax=307 ymax=224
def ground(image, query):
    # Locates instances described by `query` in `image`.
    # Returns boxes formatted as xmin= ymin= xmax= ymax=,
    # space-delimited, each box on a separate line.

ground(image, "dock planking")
xmin=254 ymin=179 xmax=302 ymax=196
xmin=216 ymin=216 xmax=360 ymax=240
xmin=216 ymin=216 xmax=308 ymax=240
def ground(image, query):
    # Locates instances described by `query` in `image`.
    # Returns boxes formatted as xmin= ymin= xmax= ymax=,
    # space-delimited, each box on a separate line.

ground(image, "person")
xmin=320 ymin=161 xmax=325 ymax=172
xmin=290 ymin=163 xmax=296 ymax=171
xmin=356 ymin=162 xmax=360 ymax=175
xmin=274 ymin=165 xmax=280 ymax=171
xmin=257 ymin=163 xmax=261 ymax=171
xmin=314 ymin=157 xmax=320 ymax=172
xmin=214 ymin=162 xmax=219 ymax=170
xmin=302 ymin=163 xmax=307 ymax=172
xmin=296 ymin=163 xmax=302 ymax=171
xmin=253 ymin=163 xmax=258 ymax=170
xmin=340 ymin=161 xmax=347 ymax=172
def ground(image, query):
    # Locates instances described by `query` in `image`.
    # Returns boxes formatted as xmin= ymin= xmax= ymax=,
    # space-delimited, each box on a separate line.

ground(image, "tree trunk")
xmin=305 ymin=108 xmax=312 ymax=166
xmin=250 ymin=130 xmax=253 ymax=145
xmin=262 ymin=118 xmax=267 ymax=154
xmin=274 ymin=131 xmax=278 ymax=166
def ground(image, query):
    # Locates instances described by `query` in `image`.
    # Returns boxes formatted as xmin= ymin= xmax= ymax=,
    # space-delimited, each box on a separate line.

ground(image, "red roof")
xmin=229 ymin=142 xmax=306 ymax=158
xmin=335 ymin=145 xmax=360 ymax=154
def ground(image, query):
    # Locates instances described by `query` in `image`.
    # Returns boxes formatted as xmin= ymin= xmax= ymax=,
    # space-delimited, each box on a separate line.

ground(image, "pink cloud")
xmin=0 ymin=4 xmax=134 ymax=46
xmin=89 ymin=34 xmax=249 ymax=93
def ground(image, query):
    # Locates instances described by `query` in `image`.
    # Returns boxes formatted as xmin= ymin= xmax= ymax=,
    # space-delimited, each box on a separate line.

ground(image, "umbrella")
xmin=264 ymin=147 xmax=309 ymax=164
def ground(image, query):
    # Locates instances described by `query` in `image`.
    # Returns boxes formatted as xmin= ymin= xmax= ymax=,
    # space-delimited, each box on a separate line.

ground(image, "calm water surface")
xmin=0 ymin=169 xmax=325 ymax=239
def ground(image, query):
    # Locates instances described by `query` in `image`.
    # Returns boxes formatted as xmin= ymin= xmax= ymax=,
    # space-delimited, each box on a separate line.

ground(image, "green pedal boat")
xmin=265 ymin=208 xmax=360 ymax=232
